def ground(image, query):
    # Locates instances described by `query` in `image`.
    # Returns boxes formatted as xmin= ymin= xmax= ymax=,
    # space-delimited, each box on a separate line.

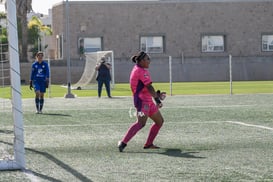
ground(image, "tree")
xmin=0 ymin=0 xmax=32 ymax=62
xmin=28 ymin=16 xmax=52 ymax=36
xmin=28 ymin=16 xmax=52 ymax=58
xmin=0 ymin=12 xmax=6 ymax=19
xmin=0 ymin=12 xmax=8 ymax=62
xmin=16 ymin=0 xmax=32 ymax=62
xmin=0 ymin=0 xmax=33 ymax=62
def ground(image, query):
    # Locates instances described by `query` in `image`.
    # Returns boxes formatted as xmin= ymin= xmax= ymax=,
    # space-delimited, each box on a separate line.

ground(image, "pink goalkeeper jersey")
xmin=130 ymin=65 xmax=153 ymax=111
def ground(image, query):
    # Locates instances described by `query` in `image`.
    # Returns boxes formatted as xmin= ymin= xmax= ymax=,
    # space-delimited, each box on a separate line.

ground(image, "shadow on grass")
xmin=0 ymin=140 xmax=92 ymax=182
xmin=40 ymin=113 xmax=72 ymax=117
xmin=98 ymin=96 xmax=129 ymax=99
xmin=126 ymin=148 xmax=206 ymax=159
xmin=0 ymin=129 xmax=13 ymax=134
xmin=23 ymin=169 xmax=63 ymax=182
xmin=160 ymin=148 xmax=206 ymax=159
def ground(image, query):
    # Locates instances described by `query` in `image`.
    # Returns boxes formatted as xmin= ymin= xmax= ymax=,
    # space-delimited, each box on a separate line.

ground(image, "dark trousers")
xmin=97 ymin=80 xmax=111 ymax=97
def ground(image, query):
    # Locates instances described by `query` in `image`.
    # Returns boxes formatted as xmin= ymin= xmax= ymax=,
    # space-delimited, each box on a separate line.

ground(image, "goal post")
xmin=0 ymin=0 xmax=25 ymax=170
xmin=72 ymin=50 xmax=114 ymax=89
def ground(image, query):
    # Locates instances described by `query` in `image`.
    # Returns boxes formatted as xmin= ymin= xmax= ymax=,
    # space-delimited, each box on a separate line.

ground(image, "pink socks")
xmin=122 ymin=121 xmax=162 ymax=146
xmin=122 ymin=121 xmax=143 ymax=144
xmin=145 ymin=123 xmax=162 ymax=146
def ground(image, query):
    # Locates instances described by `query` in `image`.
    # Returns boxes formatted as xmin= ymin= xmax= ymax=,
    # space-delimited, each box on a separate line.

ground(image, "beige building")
xmin=20 ymin=0 xmax=273 ymax=83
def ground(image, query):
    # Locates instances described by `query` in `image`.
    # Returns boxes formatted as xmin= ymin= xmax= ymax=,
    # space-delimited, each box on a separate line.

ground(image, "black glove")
xmin=156 ymin=90 xmax=166 ymax=100
xmin=29 ymin=80 xmax=33 ymax=90
xmin=46 ymin=80 xmax=49 ymax=88
xmin=154 ymin=97 xmax=163 ymax=108
xmin=154 ymin=97 xmax=162 ymax=105
xmin=156 ymin=90 xmax=161 ymax=98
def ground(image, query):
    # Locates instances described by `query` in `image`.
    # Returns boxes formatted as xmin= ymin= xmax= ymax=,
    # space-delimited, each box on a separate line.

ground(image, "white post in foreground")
xmin=0 ymin=0 xmax=26 ymax=170
xmin=169 ymin=56 xmax=173 ymax=96
xmin=229 ymin=54 xmax=233 ymax=95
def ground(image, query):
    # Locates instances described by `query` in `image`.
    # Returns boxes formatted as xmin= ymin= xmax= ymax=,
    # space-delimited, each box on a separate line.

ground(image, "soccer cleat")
xmin=143 ymin=144 xmax=160 ymax=149
xmin=118 ymin=141 xmax=127 ymax=152
xmin=36 ymin=110 xmax=42 ymax=114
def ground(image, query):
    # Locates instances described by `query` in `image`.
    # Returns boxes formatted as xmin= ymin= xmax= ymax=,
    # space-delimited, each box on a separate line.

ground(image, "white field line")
xmin=0 ymin=104 xmax=262 ymax=113
xmin=166 ymin=105 xmax=253 ymax=108
xmin=54 ymin=104 xmax=253 ymax=110
xmin=15 ymin=104 xmax=254 ymax=113
xmin=23 ymin=169 xmax=40 ymax=182
xmin=22 ymin=120 xmax=225 ymax=128
xmin=22 ymin=120 xmax=273 ymax=132
xmin=225 ymin=121 xmax=273 ymax=131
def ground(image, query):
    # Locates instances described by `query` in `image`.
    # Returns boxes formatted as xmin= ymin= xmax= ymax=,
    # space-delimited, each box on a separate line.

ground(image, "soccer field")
xmin=1 ymin=94 xmax=273 ymax=181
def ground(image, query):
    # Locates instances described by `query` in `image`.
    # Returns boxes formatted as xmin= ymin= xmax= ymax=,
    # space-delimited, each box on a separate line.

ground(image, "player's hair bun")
xmin=131 ymin=55 xmax=138 ymax=63
xmin=131 ymin=51 xmax=147 ymax=63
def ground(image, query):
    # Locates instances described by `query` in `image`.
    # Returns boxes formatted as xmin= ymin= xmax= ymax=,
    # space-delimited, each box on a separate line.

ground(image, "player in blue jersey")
xmin=29 ymin=51 xmax=50 ymax=114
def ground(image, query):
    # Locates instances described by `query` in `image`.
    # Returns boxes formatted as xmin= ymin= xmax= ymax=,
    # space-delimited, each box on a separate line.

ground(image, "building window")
xmin=262 ymin=35 xmax=273 ymax=52
xmin=78 ymin=37 xmax=102 ymax=54
xmin=140 ymin=36 xmax=164 ymax=53
xmin=202 ymin=35 xmax=225 ymax=53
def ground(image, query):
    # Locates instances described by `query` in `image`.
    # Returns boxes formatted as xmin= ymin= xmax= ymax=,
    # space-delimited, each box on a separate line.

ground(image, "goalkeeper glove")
xmin=154 ymin=97 xmax=163 ymax=108
xmin=156 ymin=90 xmax=166 ymax=100
xmin=29 ymin=80 xmax=33 ymax=90
xmin=46 ymin=80 xmax=49 ymax=88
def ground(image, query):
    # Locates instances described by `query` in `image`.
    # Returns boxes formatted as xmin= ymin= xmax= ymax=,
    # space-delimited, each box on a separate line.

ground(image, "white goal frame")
xmin=0 ymin=0 xmax=25 ymax=170
xmin=73 ymin=50 xmax=115 ymax=89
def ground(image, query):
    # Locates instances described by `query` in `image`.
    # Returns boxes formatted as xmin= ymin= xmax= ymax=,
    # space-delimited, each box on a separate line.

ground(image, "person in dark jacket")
xmin=95 ymin=57 xmax=112 ymax=98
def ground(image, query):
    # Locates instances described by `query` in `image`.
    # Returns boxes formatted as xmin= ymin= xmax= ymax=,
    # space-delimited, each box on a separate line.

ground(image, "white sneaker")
xmin=36 ymin=110 xmax=42 ymax=114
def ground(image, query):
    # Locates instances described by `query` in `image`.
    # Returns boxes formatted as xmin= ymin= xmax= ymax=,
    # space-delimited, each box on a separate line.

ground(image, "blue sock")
xmin=40 ymin=99 xmax=44 ymax=111
xmin=35 ymin=98 xmax=39 ymax=111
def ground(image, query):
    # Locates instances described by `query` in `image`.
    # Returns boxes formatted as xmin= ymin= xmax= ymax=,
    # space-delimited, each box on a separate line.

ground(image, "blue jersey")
xmin=30 ymin=61 xmax=50 ymax=81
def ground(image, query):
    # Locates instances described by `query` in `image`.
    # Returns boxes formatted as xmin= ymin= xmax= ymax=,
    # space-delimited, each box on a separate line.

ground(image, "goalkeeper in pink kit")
xmin=118 ymin=51 xmax=166 ymax=152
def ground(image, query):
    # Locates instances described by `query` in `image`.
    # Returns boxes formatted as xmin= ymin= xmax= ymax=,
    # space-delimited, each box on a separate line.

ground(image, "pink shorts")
xmin=139 ymin=101 xmax=159 ymax=117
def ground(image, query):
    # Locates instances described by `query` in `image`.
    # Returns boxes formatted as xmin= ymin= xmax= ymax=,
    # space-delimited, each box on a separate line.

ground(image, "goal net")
xmin=0 ymin=1 xmax=25 ymax=170
xmin=72 ymin=50 xmax=114 ymax=89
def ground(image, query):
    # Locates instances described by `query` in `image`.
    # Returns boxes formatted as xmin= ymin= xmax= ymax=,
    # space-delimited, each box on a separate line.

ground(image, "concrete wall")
xmin=114 ymin=56 xmax=273 ymax=82
xmin=20 ymin=60 xmax=85 ymax=85
xmin=17 ymin=56 xmax=273 ymax=84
